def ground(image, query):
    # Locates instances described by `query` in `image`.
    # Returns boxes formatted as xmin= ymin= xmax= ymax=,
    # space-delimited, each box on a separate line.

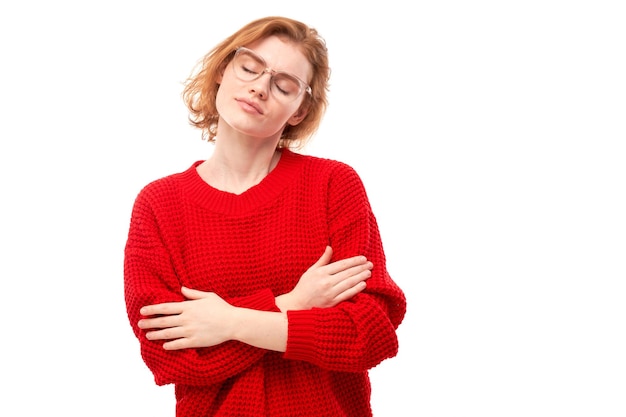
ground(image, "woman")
xmin=124 ymin=16 xmax=406 ymax=417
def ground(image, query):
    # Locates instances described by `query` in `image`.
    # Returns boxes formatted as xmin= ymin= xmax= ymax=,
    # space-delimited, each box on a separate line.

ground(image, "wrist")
xmin=230 ymin=306 xmax=248 ymax=342
xmin=275 ymin=293 xmax=292 ymax=312
xmin=230 ymin=307 xmax=288 ymax=352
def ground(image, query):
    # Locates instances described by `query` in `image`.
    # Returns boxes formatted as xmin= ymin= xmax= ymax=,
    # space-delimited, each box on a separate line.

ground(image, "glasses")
xmin=231 ymin=47 xmax=312 ymax=103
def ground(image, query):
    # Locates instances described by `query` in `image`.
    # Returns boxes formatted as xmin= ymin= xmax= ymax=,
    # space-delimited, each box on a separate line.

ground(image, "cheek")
xmin=215 ymin=85 xmax=226 ymax=115
xmin=215 ymin=71 xmax=237 ymax=113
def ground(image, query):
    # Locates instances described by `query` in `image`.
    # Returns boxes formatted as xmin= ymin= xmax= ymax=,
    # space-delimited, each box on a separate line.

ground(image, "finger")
xmin=328 ymin=257 xmax=371 ymax=276
xmin=145 ymin=326 xmax=184 ymax=341
xmin=331 ymin=281 xmax=367 ymax=305
xmin=332 ymin=269 xmax=371 ymax=293
xmin=138 ymin=313 xmax=180 ymax=329
xmin=163 ymin=338 xmax=192 ymax=350
xmin=140 ymin=302 xmax=184 ymax=317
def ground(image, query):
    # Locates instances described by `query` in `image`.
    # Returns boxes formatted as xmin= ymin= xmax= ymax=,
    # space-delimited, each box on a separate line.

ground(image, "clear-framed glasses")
xmin=231 ymin=47 xmax=312 ymax=104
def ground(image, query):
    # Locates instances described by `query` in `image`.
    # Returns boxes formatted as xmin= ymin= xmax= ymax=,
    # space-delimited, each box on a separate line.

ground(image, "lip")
xmin=235 ymin=98 xmax=264 ymax=115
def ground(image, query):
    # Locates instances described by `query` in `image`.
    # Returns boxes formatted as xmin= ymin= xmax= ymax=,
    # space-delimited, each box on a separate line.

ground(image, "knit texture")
xmin=124 ymin=149 xmax=406 ymax=416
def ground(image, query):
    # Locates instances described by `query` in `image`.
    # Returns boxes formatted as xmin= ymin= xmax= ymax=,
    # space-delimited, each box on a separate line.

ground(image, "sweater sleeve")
xmin=124 ymin=185 xmax=279 ymax=387
xmin=283 ymin=163 xmax=407 ymax=372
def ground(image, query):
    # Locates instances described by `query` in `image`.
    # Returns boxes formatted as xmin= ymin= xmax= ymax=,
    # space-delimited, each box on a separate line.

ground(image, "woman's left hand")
xmin=138 ymin=287 xmax=234 ymax=350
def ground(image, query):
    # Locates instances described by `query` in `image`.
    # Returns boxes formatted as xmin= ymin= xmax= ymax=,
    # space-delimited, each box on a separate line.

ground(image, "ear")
xmin=216 ymin=61 xmax=228 ymax=84
xmin=287 ymin=105 xmax=309 ymax=126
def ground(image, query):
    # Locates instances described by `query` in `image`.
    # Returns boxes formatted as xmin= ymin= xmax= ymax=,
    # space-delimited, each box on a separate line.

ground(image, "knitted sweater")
xmin=124 ymin=149 xmax=406 ymax=417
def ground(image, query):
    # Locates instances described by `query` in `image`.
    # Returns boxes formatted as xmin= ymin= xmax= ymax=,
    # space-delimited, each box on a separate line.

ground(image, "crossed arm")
xmin=137 ymin=246 xmax=373 ymax=352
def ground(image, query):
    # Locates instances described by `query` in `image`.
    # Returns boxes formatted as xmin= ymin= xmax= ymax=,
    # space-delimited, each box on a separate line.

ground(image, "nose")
xmin=249 ymin=71 xmax=272 ymax=99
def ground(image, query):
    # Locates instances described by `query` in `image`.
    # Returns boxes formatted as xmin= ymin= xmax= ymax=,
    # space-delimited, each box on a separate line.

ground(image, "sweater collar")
xmin=180 ymin=148 xmax=303 ymax=214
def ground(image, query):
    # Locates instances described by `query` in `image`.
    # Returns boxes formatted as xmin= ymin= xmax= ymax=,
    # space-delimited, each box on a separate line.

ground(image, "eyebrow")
xmin=240 ymin=47 xmax=308 ymax=79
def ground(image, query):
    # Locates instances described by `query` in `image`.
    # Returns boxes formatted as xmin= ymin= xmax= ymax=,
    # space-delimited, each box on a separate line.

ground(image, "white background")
xmin=1 ymin=1 xmax=625 ymax=416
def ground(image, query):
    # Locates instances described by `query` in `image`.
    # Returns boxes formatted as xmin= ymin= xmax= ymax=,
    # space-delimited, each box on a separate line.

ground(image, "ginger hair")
xmin=182 ymin=16 xmax=330 ymax=149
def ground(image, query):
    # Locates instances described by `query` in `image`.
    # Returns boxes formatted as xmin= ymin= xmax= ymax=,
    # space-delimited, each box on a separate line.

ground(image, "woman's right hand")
xmin=275 ymin=246 xmax=373 ymax=312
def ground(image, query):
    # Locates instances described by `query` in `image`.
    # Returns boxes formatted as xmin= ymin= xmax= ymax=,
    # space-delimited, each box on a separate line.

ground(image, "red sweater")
xmin=124 ymin=149 xmax=406 ymax=416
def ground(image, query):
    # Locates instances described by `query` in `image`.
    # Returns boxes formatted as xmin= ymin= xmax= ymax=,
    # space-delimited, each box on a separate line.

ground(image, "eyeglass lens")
xmin=233 ymin=49 xmax=305 ymax=102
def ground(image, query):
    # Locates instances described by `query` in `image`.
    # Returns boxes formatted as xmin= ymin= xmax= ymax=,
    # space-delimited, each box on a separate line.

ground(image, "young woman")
xmin=124 ymin=16 xmax=406 ymax=417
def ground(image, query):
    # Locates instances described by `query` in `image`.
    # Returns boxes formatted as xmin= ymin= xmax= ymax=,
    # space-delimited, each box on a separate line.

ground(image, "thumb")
xmin=181 ymin=286 xmax=211 ymax=300
xmin=314 ymin=246 xmax=333 ymax=267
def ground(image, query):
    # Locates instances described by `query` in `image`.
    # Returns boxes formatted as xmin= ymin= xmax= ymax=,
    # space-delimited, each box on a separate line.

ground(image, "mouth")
xmin=236 ymin=98 xmax=263 ymax=115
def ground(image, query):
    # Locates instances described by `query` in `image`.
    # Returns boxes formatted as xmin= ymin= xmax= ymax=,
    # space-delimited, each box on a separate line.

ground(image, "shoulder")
xmin=287 ymin=149 xmax=360 ymax=181
xmin=286 ymin=151 xmax=368 ymax=206
xmin=133 ymin=162 xmax=201 ymax=206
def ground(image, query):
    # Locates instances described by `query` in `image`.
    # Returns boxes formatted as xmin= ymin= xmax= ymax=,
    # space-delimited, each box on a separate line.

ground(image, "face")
xmin=215 ymin=36 xmax=312 ymax=140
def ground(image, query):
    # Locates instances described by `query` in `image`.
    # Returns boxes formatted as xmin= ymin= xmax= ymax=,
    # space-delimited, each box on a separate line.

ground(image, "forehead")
xmin=244 ymin=36 xmax=312 ymax=82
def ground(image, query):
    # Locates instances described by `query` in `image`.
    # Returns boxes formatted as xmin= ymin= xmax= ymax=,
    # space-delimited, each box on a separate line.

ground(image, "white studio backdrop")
xmin=0 ymin=1 xmax=624 ymax=416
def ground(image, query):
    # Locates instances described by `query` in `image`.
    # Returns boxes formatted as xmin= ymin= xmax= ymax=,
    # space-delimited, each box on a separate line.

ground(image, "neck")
xmin=198 ymin=137 xmax=281 ymax=195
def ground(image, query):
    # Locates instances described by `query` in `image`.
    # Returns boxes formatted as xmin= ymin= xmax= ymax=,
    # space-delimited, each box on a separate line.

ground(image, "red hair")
xmin=182 ymin=16 xmax=330 ymax=149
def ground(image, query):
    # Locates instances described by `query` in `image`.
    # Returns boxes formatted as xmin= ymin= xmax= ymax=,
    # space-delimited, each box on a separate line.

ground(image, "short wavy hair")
xmin=182 ymin=16 xmax=330 ymax=150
